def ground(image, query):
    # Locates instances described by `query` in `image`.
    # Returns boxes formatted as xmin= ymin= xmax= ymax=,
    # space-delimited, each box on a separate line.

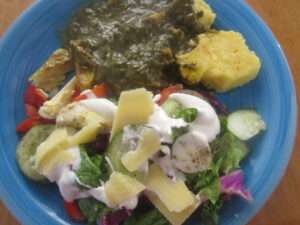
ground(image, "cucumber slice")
xmin=161 ymin=99 xmax=182 ymax=117
xmin=16 ymin=124 xmax=55 ymax=181
xmin=106 ymin=132 xmax=131 ymax=175
xmin=106 ymin=131 xmax=144 ymax=179
xmin=227 ymin=110 xmax=266 ymax=141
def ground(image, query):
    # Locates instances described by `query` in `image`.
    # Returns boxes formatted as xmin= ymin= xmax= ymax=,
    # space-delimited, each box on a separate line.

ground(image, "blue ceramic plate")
xmin=0 ymin=0 xmax=297 ymax=225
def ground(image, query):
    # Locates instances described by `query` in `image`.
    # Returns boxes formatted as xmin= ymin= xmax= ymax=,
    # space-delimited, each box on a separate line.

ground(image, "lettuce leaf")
xmin=200 ymin=199 xmax=223 ymax=225
xmin=76 ymin=147 xmax=109 ymax=187
xmin=211 ymin=131 xmax=248 ymax=174
xmin=186 ymin=169 xmax=220 ymax=204
xmin=78 ymin=198 xmax=112 ymax=225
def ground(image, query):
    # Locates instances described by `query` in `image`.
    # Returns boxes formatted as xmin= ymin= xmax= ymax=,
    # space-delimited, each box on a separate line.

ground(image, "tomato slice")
xmin=24 ymin=84 xmax=47 ymax=108
xmin=63 ymin=201 xmax=85 ymax=222
xmin=159 ymin=84 xmax=183 ymax=105
xmin=16 ymin=116 xmax=41 ymax=133
xmin=92 ymin=83 xmax=108 ymax=98
xmin=73 ymin=83 xmax=108 ymax=101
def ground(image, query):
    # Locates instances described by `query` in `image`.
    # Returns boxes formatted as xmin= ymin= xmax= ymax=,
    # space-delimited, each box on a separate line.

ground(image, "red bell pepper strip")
xmin=24 ymin=84 xmax=47 ymax=108
xmin=25 ymin=104 xmax=38 ymax=117
xmin=158 ymin=84 xmax=183 ymax=105
xmin=16 ymin=116 xmax=41 ymax=133
xmin=63 ymin=201 xmax=85 ymax=222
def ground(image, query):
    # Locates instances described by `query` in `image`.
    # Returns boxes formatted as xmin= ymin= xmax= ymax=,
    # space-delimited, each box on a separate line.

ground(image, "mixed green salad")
xmin=15 ymin=1 xmax=266 ymax=225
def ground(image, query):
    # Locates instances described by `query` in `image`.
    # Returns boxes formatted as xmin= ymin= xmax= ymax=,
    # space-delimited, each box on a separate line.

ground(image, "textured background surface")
xmin=0 ymin=0 xmax=299 ymax=225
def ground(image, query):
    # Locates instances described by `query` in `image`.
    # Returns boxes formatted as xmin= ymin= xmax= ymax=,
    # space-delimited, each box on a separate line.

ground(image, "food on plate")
xmin=29 ymin=48 xmax=73 ymax=93
xmin=16 ymin=124 xmax=55 ymax=181
xmin=15 ymin=1 xmax=266 ymax=225
xmin=63 ymin=0 xmax=245 ymax=94
xmin=16 ymin=85 xmax=265 ymax=225
xmin=39 ymin=77 xmax=77 ymax=119
xmin=177 ymin=31 xmax=261 ymax=91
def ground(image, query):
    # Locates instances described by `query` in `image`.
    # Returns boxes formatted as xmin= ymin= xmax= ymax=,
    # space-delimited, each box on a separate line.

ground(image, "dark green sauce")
xmin=64 ymin=0 xmax=205 ymax=94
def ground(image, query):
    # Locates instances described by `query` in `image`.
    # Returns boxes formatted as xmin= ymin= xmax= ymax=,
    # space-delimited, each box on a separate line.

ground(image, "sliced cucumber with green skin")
xmin=106 ymin=132 xmax=131 ymax=175
xmin=227 ymin=110 xmax=266 ymax=141
xmin=106 ymin=131 xmax=143 ymax=179
xmin=161 ymin=99 xmax=183 ymax=118
xmin=16 ymin=125 xmax=55 ymax=181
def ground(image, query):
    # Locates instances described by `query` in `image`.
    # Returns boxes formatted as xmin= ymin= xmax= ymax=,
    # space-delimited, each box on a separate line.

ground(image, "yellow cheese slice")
xmin=69 ymin=122 xmax=103 ymax=146
xmin=40 ymin=150 xmax=76 ymax=177
xmin=35 ymin=128 xmax=70 ymax=169
xmin=145 ymin=191 xmax=201 ymax=225
xmin=105 ymin=172 xmax=145 ymax=207
xmin=144 ymin=165 xmax=195 ymax=212
xmin=110 ymin=88 xmax=154 ymax=139
xmin=121 ymin=128 xmax=161 ymax=172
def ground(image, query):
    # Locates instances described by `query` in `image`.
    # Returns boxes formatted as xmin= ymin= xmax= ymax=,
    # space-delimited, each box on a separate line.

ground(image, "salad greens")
xmin=176 ymin=108 xmax=198 ymax=123
xmin=171 ymin=126 xmax=189 ymax=141
xmin=78 ymin=198 xmax=112 ymax=225
xmin=186 ymin=168 xmax=220 ymax=204
xmin=200 ymin=200 xmax=224 ymax=225
xmin=76 ymin=147 xmax=109 ymax=187
xmin=161 ymin=100 xmax=183 ymax=118
xmin=212 ymin=132 xmax=249 ymax=174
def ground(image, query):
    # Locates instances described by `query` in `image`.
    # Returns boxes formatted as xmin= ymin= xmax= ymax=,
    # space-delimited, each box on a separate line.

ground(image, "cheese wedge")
xmin=105 ymin=172 xmax=145 ymax=207
xmin=40 ymin=150 xmax=76 ymax=177
xmin=35 ymin=129 xmax=70 ymax=169
xmin=110 ymin=88 xmax=154 ymax=139
xmin=145 ymin=191 xmax=201 ymax=225
xmin=144 ymin=165 xmax=195 ymax=212
xmin=121 ymin=128 xmax=161 ymax=172
xmin=69 ymin=122 xmax=103 ymax=146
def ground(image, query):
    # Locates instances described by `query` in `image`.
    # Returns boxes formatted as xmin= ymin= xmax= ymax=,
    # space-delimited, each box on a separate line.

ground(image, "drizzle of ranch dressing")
xmin=80 ymin=98 xmax=117 ymax=126
xmin=169 ymin=93 xmax=220 ymax=142
xmin=43 ymin=145 xmax=136 ymax=209
xmin=147 ymin=105 xmax=187 ymax=143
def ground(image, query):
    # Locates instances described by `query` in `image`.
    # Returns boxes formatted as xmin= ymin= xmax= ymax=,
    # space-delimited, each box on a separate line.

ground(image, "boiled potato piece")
xmin=29 ymin=49 xmax=73 ymax=93
xmin=177 ymin=31 xmax=261 ymax=92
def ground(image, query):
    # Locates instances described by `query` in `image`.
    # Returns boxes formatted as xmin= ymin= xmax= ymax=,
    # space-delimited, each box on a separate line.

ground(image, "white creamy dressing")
xmin=42 ymin=92 xmax=220 ymax=208
xmin=80 ymin=98 xmax=117 ymax=126
xmin=146 ymin=93 xmax=220 ymax=176
xmin=44 ymin=145 xmax=135 ymax=209
xmin=81 ymin=89 xmax=97 ymax=99
xmin=56 ymin=98 xmax=116 ymax=128
xmin=172 ymin=131 xmax=212 ymax=173
xmin=169 ymin=93 xmax=220 ymax=142
xmin=147 ymin=105 xmax=187 ymax=143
